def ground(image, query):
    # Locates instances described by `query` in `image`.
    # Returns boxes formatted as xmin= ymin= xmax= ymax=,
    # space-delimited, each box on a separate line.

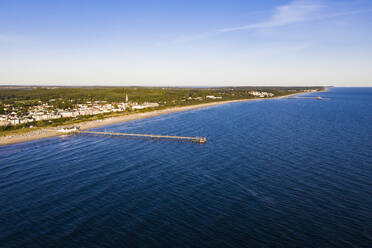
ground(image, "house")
xmin=206 ymin=95 xmax=222 ymax=99
xmin=60 ymin=111 xmax=75 ymax=118
xmin=132 ymin=102 xmax=159 ymax=110
xmin=0 ymin=115 xmax=9 ymax=126
xmin=249 ymin=91 xmax=274 ymax=98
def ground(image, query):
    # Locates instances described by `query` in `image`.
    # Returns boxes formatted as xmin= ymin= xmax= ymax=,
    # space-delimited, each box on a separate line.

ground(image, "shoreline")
xmin=0 ymin=90 xmax=324 ymax=146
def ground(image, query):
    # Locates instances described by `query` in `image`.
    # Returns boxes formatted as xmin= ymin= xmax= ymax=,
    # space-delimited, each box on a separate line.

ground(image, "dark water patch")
xmin=1 ymin=88 xmax=372 ymax=248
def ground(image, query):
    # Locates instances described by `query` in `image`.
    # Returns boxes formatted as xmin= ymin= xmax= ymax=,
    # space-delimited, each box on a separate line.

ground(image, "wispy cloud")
xmin=219 ymin=0 xmax=323 ymax=32
xmin=175 ymin=0 xmax=368 ymax=43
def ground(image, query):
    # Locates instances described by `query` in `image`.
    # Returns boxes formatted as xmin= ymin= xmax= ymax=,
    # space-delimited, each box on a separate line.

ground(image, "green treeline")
xmin=0 ymin=86 xmax=324 ymax=107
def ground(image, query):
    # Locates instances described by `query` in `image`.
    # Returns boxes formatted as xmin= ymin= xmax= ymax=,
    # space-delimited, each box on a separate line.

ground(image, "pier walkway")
xmin=78 ymin=130 xmax=207 ymax=143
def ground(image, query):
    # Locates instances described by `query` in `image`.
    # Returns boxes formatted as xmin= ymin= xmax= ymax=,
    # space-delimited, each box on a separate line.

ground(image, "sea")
xmin=0 ymin=87 xmax=371 ymax=248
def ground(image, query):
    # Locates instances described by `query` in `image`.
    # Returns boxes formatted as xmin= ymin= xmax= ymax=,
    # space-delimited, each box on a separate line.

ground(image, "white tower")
xmin=125 ymin=94 xmax=128 ymax=103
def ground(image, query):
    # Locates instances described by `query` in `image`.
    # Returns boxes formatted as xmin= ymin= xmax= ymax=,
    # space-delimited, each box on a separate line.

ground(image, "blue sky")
xmin=0 ymin=0 xmax=371 ymax=86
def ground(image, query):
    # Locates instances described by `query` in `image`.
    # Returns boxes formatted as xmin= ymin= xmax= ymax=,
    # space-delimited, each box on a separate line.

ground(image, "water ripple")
xmin=1 ymin=88 xmax=372 ymax=248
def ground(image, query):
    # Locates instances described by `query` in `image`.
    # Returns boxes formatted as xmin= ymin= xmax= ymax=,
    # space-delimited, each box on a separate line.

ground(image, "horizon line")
xmin=0 ymin=84 xmax=361 ymax=88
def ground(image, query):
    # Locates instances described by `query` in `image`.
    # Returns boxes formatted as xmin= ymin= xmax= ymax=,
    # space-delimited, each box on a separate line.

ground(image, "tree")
xmin=0 ymin=105 xmax=5 ymax=115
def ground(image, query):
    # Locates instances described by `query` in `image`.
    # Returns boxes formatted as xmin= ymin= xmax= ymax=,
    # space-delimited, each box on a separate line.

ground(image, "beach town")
xmin=0 ymin=90 xmax=280 ymax=127
xmin=0 ymin=94 xmax=160 ymax=126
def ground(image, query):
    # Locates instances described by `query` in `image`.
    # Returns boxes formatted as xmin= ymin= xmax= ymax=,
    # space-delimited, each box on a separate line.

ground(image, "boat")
xmin=317 ymin=96 xmax=323 ymax=100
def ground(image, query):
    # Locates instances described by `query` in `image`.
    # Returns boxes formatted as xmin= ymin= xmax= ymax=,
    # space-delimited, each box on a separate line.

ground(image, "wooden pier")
xmin=78 ymin=130 xmax=207 ymax=144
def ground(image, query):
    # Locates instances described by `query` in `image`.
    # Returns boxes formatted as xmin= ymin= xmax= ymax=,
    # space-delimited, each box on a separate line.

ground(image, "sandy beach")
xmin=0 ymin=92 xmax=317 ymax=146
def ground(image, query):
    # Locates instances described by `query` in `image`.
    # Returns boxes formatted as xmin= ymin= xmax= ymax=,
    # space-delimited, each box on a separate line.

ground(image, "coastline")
xmin=0 ymin=91 xmax=322 ymax=146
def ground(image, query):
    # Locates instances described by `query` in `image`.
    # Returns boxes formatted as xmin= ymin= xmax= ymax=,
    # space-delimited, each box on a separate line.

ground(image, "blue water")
xmin=1 ymin=88 xmax=371 ymax=248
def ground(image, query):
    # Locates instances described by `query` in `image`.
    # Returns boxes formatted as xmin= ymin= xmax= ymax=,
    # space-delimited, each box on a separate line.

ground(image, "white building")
xmin=132 ymin=102 xmax=159 ymax=110
xmin=206 ymin=95 xmax=222 ymax=99
xmin=60 ymin=112 xmax=75 ymax=118
xmin=0 ymin=115 xmax=9 ymax=126
xmin=249 ymin=91 xmax=274 ymax=98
